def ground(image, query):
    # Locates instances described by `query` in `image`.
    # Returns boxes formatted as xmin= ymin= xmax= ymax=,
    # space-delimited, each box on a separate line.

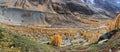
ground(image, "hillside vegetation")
xmin=0 ymin=25 xmax=54 ymax=52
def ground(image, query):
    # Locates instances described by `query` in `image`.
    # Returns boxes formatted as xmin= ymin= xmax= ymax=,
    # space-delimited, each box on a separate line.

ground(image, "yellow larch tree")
xmin=107 ymin=14 xmax=120 ymax=31
xmin=50 ymin=34 xmax=62 ymax=47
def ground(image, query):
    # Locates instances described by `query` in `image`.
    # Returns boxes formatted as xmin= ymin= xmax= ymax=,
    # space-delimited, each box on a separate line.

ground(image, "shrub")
xmin=50 ymin=34 xmax=62 ymax=47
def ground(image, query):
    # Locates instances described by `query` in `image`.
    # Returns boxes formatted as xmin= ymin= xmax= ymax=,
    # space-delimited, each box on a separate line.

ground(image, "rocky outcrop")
xmin=52 ymin=1 xmax=94 ymax=15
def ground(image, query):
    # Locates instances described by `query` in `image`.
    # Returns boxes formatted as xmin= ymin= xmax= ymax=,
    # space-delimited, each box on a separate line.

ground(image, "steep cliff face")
xmin=0 ymin=0 xmax=119 ymax=17
xmin=0 ymin=0 xmax=119 ymax=27
xmin=0 ymin=0 xmax=96 ymax=26
xmin=52 ymin=1 xmax=94 ymax=15
xmin=14 ymin=0 xmax=120 ymax=17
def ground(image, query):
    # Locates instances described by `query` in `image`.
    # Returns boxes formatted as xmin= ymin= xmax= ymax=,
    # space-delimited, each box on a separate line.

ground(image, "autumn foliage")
xmin=107 ymin=22 xmax=115 ymax=31
xmin=50 ymin=34 xmax=62 ymax=47
xmin=107 ymin=14 xmax=120 ymax=31
xmin=80 ymin=29 xmax=101 ymax=43
xmin=114 ymin=14 xmax=120 ymax=29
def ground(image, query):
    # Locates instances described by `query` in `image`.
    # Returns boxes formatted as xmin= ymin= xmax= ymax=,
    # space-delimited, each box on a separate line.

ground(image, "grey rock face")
xmin=0 ymin=0 xmax=119 ymax=26
xmin=0 ymin=7 xmax=47 ymax=26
